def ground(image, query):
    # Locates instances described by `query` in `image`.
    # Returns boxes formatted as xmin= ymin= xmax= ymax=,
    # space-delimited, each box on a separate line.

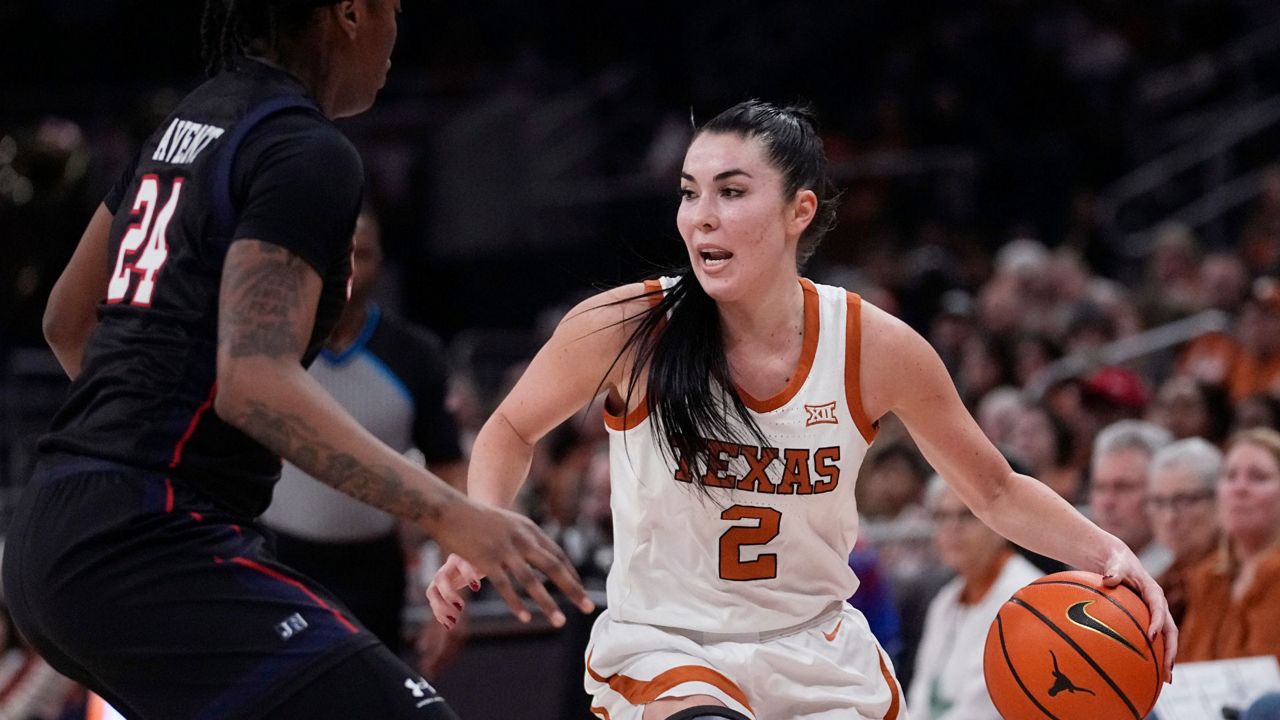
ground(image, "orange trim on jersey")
xmin=586 ymin=652 xmax=754 ymax=715
xmin=844 ymin=292 xmax=879 ymax=444
xmin=738 ymin=278 xmax=820 ymax=413
xmin=590 ymin=707 xmax=612 ymax=720
xmin=878 ymin=651 xmax=901 ymax=720
xmin=603 ymin=397 xmax=652 ymax=432
xmin=603 ymin=278 xmax=666 ymax=431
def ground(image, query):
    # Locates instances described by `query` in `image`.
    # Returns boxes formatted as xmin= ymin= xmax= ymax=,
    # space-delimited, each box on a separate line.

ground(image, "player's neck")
xmin=718 ymin=275 xmax=804 ymax=354
xmin=959 ymin=550 xmax=1012 ymax=605
xmin=246 ymin=52 xmax=338 ymax=117
xmin=1234 ymin=530 xmax=1279 ymax=565
xmin=326 ymin=302 xmax=370 ymax=353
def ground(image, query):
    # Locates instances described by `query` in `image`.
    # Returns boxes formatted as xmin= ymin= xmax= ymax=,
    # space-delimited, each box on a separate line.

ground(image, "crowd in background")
xmin=3 ymin=1 xmax=1280 ymax=718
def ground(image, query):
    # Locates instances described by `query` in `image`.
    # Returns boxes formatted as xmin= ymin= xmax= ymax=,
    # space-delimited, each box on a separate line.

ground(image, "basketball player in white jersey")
xmin=426 ymin=101 xmax=1177 ymax=720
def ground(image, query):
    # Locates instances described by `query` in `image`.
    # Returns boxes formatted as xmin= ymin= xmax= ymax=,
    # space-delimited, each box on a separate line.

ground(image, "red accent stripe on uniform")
xmin=229 ymin=556 xmax=359 ymax=633
xmin=170 ymin=383 xmax=218 ymax=468
xmin=164 ymin=478 xmax=174 ymax=513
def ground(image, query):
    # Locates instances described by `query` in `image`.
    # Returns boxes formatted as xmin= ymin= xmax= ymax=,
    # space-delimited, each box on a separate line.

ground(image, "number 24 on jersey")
xmin=107 ymin=174 xmax=184 ymax=306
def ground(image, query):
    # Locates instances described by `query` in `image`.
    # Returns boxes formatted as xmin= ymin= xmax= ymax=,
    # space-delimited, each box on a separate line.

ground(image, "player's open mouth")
xmin=700 ymin=249 xmax=733 ymax=268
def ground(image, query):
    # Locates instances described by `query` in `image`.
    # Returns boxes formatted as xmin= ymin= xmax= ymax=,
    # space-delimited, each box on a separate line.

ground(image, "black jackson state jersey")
xmin=40 ymin=60 xmax=362 ymax=518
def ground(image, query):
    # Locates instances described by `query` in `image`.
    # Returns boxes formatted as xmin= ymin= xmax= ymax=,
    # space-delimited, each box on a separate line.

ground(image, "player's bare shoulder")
xmin=856 ymin=296 xmax=920 ymax=359
xmin=556 ymin=282 xmax=657 ymax=345
xmin=855 ymin=295 xmax=948 ymax=421
xmin=539 ymin=282 xmax=657 ymax=396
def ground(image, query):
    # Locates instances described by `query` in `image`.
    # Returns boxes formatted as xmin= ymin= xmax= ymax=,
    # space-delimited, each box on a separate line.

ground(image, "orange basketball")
xmin=983 ymin=570 xmax=1164 ymax=720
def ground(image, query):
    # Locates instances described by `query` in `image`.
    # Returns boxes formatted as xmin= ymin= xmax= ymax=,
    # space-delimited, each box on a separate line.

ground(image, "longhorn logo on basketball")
xmin=1047 ymin=650 xmax=1094 ymax=697
xmin=804 ymin=401 xmax=839 ymax=426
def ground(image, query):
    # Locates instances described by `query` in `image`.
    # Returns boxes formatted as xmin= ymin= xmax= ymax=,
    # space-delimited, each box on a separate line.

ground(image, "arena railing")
xmin=1098 ymin=93 xmax=1280 ymax=257
xmin=1023 ymin=309 xmax=1232 ymax=401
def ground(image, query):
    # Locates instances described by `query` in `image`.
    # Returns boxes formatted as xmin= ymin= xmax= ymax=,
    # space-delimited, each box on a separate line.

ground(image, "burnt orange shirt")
xmin=1178 ymin=332 xmax=1239 ymax=388
xmin=1228 ymin=353 xmax=1280 ymax=401
xmin=1178 ymin=545 xmax=1280 ymax=662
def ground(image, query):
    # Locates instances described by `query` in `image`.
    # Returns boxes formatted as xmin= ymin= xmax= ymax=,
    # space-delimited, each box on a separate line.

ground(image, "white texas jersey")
xmin=603 ymin=277 xmax=879 ymax=634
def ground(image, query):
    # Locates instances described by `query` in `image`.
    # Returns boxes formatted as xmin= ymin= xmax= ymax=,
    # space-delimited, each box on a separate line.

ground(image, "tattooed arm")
xmin=215 ymin=239 xmax=593 ymax=624
xmin=45 ymin=204 xmax=113 ymax=379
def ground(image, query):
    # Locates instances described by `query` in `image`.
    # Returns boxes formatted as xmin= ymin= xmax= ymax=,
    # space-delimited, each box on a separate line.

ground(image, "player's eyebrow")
xmin=680 ymin=169 xmax=753 ymax=182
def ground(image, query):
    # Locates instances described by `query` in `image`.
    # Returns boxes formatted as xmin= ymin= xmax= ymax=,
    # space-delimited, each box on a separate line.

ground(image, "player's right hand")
xmin=427 ymin=501 xmax=595 ymax=630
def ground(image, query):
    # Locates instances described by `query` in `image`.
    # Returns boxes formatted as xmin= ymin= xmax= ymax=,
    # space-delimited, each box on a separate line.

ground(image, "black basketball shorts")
xmin=2 ymin=454 xmax=458 ymax=720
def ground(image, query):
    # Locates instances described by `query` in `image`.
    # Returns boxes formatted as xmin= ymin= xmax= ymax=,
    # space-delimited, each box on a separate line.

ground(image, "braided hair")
xmin=200 ymin=0 xmax=335 ymax=76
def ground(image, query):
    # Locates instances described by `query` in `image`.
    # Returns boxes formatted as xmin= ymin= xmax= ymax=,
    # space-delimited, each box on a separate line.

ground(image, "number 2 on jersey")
xmin=107 ymin=174 xmax=184 ymax=306
xmin=719 ymin=504 xmax=781 ymax=581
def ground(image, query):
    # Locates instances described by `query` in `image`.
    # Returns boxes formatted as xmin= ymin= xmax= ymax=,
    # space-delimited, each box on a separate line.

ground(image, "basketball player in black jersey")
xmin=2 ymin=1 xmax=592 ymax=718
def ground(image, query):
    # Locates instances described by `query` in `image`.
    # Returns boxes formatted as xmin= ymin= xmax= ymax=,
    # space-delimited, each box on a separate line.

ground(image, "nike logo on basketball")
xmin=1047 ymin=650 xmax=1094 ymax=697
xmin=1066 ymin=601 xmax=1144 ymax=656
xmin=804 ymin=401 xmax=839 ymax=427
xmin=823 ymin=619 xmax=843 ymax=642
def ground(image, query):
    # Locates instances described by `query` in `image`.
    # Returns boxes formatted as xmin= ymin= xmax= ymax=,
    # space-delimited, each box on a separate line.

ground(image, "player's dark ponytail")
xmin=200 ymin=0 xmax=335 ymax=77
xmin=613 ymin=100 xmax=839 ymax=494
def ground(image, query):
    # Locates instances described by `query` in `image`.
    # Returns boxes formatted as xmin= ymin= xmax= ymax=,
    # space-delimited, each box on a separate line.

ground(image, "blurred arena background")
xmin=3 ymin=1 xmax=1280 ymax=718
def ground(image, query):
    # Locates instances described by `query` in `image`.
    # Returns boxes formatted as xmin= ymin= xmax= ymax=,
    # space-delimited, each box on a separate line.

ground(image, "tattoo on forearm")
xmin=220 ymin=241 xmax=308 ymax=359
xmin=236 ymin=400 xmax=442 ymax=523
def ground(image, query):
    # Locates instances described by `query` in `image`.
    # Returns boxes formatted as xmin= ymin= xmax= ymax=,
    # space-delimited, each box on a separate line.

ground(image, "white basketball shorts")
xmin=584 ymin=603 xmax=906 ymax=720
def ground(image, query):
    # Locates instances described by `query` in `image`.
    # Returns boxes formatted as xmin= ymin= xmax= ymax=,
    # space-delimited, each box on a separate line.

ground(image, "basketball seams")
xmin=1026 ymin=579 xmax=1162 ymax=693
xmin=1008 ymin=598 xmax=1142 ymax=720
xmin=994 ymin=614 xmax=1062 ymax=720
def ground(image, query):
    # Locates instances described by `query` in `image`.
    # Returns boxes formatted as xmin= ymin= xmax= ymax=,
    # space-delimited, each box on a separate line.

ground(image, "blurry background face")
xmin=1010 ymin=406 xmax=1057 ymax=473
xmin=349 ymin=212 xmax=384 ymax=306
xmin=858 ymin=451 xmax=925 ymax=519
xmin=1241 ymin=300 xmax=1280 ymax=357
xmin=1219 ymin=441 xmax=1280 ymax=543
xmin=958 ymin=336 xmax=1005 ymax=404
xmin=1013 ymin=335 xmax=1055 ymax=387
xmin=1200 ymin=254 xmax=1248 ymax=313
xmin=1234 ymin=394 xmax=1279 ymax=432
xmin=1145 ymin=462 xmax=1217 ymax=560
xmin=976 ymin=388 xmax=1023 ymax=448
xmin=1090 ymin=447 xmax=1154 ymax=550
xmin=931 ymin=484 xmax=1006 ymax=577
xmin=1149 ymin=376 xmax=1208 ymax=439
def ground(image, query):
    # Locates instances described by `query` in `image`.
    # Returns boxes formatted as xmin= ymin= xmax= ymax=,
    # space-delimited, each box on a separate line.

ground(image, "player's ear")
xmin=332 ymin=0 xmax=361 ymax=40
xmin=789 ymin=188 xmax=817 ymax=236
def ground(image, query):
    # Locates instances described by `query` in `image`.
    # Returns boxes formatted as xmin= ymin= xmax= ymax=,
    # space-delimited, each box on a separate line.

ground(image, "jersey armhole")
xmin=211 ymin=97 xmax=321 ymax=240
xmin=603 ymin=278 xmax=666 ymax=431
xmin=844 ymin=292 xmax=880 ymax=444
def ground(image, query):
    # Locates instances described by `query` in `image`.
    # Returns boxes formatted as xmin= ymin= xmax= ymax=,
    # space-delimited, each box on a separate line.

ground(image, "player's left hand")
xmin=426 ymin=552 xmax=482 ymax=629
xmin=1100 ymin=550 xmax=1178 ymax=684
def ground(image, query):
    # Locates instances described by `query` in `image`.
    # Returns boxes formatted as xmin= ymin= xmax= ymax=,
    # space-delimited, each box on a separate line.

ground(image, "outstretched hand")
xmin=1100 ymin=551 xmax=1178 ymax=683
xmin=427 ymin=502 xmax=595 ymax=630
